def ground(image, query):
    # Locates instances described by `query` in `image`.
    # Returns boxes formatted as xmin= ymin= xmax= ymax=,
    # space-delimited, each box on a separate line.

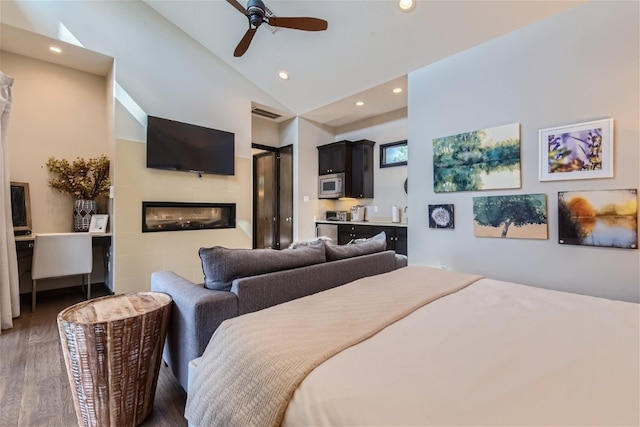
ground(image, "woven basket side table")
xmin=57 ymin=292 xmax=172 ymax=427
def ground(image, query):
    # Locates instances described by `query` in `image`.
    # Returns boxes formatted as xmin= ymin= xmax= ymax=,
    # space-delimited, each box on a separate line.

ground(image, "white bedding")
xmin=283 ymin=278 xmax=640 ymax=426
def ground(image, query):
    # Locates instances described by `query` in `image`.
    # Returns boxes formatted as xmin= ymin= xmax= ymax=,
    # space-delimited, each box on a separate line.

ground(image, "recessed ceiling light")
xmin=278 ymin=71 xmax=289 ymax=80
xmin=398 ymin=0 xmax=415 ymax=12
xmin=393 ymin=87 xmax=403 ymax=94
xmin=49 ymin=46 xmax=62 ymax=54
xmin=355 ymin=101 xmax=365 ymax=106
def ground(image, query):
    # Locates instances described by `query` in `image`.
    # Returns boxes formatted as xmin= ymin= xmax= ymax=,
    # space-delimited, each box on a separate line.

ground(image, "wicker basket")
xmin=57 ymin=292 xmax=172 ymax=427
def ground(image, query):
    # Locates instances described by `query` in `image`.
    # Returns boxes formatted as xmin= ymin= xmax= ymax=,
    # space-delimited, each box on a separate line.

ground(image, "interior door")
xmin=252 ymin=144 xmax=293 ymax=250
xmin=253 ymin=151 xmax=276 ymax=249
xmin=278 ymin=145 xmax=293 ymax=248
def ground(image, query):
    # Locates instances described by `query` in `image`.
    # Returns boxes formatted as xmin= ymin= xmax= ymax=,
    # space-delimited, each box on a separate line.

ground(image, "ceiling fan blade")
xmin=234 ymin=28 xmax=257 ymax=57
xmin=267 ymin=17 xmax=328 ymax=31
xmin=226 ymin=0 xmax=248 ymax=15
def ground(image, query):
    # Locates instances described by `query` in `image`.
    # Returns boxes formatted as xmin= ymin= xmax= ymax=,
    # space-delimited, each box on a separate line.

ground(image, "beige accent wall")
xmin=113 ymin=139 xmax=252 ymax=294
xmin=2 ymin=50 xmax=112 ymax=293
xmin=2 ymin=51 xmax=110 ymax=232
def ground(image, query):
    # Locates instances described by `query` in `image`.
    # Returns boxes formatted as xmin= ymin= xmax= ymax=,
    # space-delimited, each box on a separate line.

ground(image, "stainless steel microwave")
xmin=318 ymin=173 xmax=345 ymax=199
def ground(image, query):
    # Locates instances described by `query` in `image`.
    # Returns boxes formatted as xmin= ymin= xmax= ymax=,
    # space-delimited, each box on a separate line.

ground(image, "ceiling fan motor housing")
xmin=247 ymin=0 xmax=266 ymax=27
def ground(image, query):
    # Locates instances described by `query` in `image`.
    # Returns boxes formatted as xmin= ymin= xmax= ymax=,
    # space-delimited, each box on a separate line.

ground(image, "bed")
xmin=185 ymin=266 xmax=640 ymax=426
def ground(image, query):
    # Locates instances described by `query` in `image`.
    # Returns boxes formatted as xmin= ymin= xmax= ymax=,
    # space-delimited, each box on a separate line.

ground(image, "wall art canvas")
xmin=539 ymin=118 xmax=613 ymax=181
xmin=558 ymin=189 xmax=637 ymax=249
xmin=433 ymin=123 xmax=520 ymax=193
xmin=473 ymin=194 xmax=548 ymax=239
xmin=429 ymin=204 xmax=454 ymax=229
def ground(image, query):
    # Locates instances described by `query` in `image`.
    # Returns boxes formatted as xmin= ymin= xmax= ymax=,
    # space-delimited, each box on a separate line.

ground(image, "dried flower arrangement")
xmin=46 ymin=155 xmax=111 ymax=200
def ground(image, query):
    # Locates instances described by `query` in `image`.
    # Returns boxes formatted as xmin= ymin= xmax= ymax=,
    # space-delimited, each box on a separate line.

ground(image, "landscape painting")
xmin=433 ymin=123 xmax=521 ymax=193
xmin=558 ymin=189 xmax=637 ymax=249
xmin=473 ymin=194 xmax=548 ymax=239
xmin=429 ymin=204 xmax=454 ymax=229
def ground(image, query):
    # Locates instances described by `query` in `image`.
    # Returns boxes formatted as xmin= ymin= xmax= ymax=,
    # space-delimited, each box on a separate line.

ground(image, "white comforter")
xmin=283 ymin=278 xmax=640 ymax=426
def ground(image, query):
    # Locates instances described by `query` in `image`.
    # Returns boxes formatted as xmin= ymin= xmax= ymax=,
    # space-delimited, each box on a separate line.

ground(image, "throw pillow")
xmin=199 ymin=242 xmax=326 ymax=291
xmin=289 ymin=236 xmax=333 ymax=249
xmin=325 ymin=231 xmax=387 ymax=261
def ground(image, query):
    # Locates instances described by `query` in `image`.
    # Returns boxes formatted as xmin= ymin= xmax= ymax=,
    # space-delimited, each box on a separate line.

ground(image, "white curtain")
xmin=0 ymin=71 xmax=20 ymax=331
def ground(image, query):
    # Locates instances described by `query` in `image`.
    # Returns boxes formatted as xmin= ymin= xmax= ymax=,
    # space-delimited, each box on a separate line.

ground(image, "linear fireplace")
xmin=142 ymin=201 xmax=236 ymax=233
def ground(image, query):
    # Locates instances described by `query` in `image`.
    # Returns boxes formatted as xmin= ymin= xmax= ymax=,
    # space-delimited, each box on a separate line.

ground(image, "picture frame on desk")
xmin=89 ymin=214 xmax=109 ymax=233
xmin=11 ymin=181 xmax=32 ymax=236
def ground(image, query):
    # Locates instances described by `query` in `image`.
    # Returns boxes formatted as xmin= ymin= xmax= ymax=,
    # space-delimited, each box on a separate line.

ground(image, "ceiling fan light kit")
xmin=227 ymin=0 xmax=328 ymax=57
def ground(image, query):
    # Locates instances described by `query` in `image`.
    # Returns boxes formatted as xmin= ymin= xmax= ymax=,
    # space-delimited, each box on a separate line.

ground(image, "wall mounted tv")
xmin=146 ymin=116 xmax=235 ymax=176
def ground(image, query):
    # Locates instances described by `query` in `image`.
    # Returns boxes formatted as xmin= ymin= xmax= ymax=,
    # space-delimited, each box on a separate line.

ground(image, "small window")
xmin=380 ymin=140 xmax=408 ymax=168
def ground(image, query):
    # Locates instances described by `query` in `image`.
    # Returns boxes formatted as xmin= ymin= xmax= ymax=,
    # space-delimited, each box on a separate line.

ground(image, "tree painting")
xmin=558 ymin=189 xmax=637 ymax=249
xmin=473 ymin=194 xmax=548 ymax=239
xmin=433 ymin=123 xmax=520 ymax=192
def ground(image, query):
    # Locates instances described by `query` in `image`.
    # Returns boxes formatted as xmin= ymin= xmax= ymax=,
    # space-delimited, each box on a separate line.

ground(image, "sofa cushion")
xmin=199 ymin=243 xmax=326 ymax=291
xmin=325 ymin=231 xmax=387 ymax=261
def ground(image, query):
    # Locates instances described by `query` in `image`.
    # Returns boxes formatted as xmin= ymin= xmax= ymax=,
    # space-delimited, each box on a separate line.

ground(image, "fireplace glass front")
xmin=142 ymin=202 xmax=236 ymax=233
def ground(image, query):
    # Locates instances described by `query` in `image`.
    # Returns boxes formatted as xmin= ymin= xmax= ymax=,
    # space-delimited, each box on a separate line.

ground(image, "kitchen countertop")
xmin=315 ymin=219 xmax=408 ymax=227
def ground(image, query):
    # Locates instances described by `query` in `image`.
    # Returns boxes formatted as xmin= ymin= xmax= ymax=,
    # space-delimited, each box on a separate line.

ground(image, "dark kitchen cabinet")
xmin=373 ymin=226 xmax=408 ymax=256
xmin=351 ymin=140 xmax=375 ymax=198
xmin=337 ymin=224 xmax=374 ymax=245
xmin=317 ymin=139 xmax=374 ymax=198
xmin=337 ymin=224 xmax=407 ymax=256
xmin=318 ymin=141 xmax=349 ymax=175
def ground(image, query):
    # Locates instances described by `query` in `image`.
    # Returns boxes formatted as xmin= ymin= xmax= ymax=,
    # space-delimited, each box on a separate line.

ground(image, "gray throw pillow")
xmin=199 ymin=242 xmax=326 ymax=291
xmin=325 ymin=231 xmax=387 ymax=261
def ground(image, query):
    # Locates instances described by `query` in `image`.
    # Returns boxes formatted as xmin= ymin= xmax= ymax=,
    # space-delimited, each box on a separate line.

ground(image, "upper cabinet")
xmin=317 ymin=139 xmax=375 ymax=198
xmin=318 ymin=140 xmax=350 ymax=175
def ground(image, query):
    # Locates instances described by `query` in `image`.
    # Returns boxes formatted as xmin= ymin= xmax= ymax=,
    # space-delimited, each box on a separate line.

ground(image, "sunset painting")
xmin=558 ymin=189 xmax=638 ymax=249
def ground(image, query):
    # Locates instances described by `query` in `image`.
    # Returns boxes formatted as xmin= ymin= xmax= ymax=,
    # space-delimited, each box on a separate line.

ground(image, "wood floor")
xmin=0 ymin=287 xmax=187 ymax=427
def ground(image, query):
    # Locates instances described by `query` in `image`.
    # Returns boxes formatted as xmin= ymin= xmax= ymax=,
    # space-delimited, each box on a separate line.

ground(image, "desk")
xmin=14 ymin=233 xmax=112 ymax=294
xmin=15 ymin=233 xmax=111 ymax=251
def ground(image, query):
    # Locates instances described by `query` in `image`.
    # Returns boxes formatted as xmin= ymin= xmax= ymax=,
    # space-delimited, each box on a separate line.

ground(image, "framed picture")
xmin=89 ymin=214 xmax=109 ymax=233
xmin=433 ymin=123 xmax=520 ymax=192
xmin=558 ymin=189 xmax=637 ymax=249
xmin=472 ymin=194 xmax=548 ymax=239
xmin=428 ymin=204 xmax=454 ymax=229
xmin=380 ymin=140 xmax=408 ymax=168
xmin=539 ymin=118 xmax=614 ymax=181
xmin=10 ymin=182 xmax=32 ymax=235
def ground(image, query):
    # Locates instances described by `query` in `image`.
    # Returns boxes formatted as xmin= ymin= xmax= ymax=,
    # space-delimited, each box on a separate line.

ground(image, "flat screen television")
xmin=146 ymin=116 xmax=235 ymax=176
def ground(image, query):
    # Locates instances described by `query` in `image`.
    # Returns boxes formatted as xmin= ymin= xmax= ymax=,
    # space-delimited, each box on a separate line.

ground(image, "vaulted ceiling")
xmin=0 ymin=1 xmax=584 ymax=128
xmin=145 ymin=0 xmax=583 ymax=127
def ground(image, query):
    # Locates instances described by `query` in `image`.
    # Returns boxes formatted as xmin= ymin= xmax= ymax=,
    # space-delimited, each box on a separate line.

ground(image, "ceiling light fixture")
xmin=393 ymin=88 xmax=403 ymax=94
xmin=49 ymin=46 xmax=62 ymax=54
xmin=398 ymin=0 xmax=415 ymax=12
xmin=278 ymin=71 xmax=289 ymax=80
xmin=355 ymin=101 xmax=365 ymax=106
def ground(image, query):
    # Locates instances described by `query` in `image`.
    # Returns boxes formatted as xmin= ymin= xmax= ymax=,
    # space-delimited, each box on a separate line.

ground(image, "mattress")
xmin=283 ymin=278 xmax=640 ymax=426
xmin=186 ymin=267 xmax=640 ymax=426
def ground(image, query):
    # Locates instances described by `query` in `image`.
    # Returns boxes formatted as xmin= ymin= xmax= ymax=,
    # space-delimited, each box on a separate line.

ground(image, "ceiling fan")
xmin=227 ymin=0 xmax=328 ymax=57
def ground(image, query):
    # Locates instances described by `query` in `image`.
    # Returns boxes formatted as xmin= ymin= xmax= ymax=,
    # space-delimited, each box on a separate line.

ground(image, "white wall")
xmin=293 ymin=118 xmax=336 ymax=241
xmin=334 ymin=108 xmax=408 ymax=222
xmin=252 ymin=116 xmax=281 ymax=148
xmin=407 ymin=1 xmax=639 ymax=302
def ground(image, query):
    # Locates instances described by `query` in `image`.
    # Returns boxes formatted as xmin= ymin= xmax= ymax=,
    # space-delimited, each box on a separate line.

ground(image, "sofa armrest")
xmin=151 ymin=271 xmax=238 ymax=391
xmin=395 ymin=254 xmax=408 ymax=269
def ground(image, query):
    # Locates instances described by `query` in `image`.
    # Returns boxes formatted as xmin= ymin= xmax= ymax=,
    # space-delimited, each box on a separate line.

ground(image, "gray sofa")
xmin=151 ymin=235 xmax=407 ymax=390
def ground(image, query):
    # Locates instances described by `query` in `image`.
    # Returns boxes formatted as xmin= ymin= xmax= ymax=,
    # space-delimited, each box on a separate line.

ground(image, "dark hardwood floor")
xmin=0 ymin=286 xmax=187 ymax=427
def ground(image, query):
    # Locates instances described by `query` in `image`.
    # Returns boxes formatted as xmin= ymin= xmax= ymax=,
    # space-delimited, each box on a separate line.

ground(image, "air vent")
xmin=252 ymin=107 xmax=282 ymax=120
